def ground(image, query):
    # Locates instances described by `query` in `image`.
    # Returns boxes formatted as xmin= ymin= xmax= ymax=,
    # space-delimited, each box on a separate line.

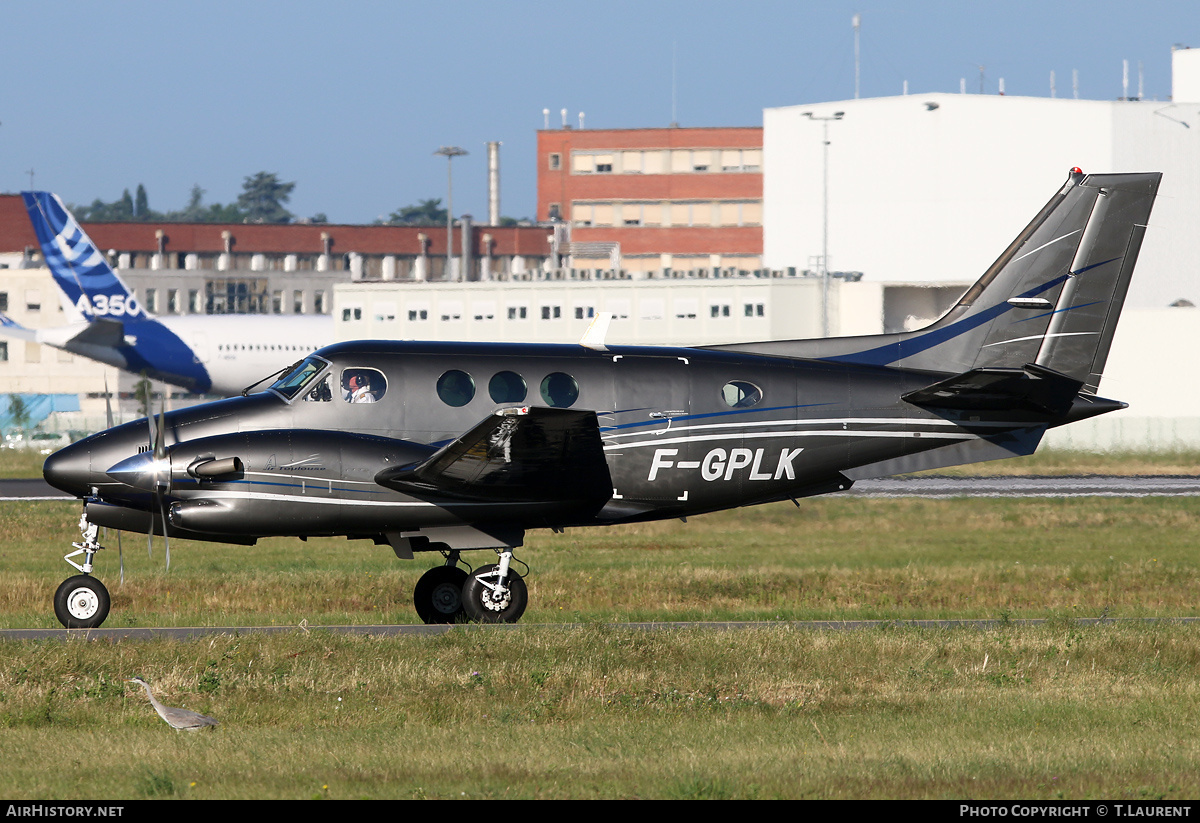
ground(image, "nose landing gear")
xmin=54 ymin=514 xmax=111 ymax=629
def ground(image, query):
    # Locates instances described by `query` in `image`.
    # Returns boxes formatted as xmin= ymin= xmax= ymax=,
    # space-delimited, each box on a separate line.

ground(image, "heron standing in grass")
xmin=128 ymin=676 xmax=218 ymax=731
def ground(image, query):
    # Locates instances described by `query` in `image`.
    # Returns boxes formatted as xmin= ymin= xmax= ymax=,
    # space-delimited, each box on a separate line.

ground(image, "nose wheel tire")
xmin=461 ymin=563 xmax=528 ymax=624
xmin=413 ymin=565 xmax=469 ymax=624
xmin=54 ymin=575 xmax=111 ymax=629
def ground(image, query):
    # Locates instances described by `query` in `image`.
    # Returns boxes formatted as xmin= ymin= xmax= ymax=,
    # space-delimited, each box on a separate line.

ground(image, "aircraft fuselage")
xmin=44 ymin=338 xmax=1049 ymax=546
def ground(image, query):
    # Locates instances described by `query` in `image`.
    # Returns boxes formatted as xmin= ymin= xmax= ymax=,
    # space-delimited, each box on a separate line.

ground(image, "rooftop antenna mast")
xmin=670 ymin=41 xmax=679 ymax=127
xmin=853 ymin=13 xmax=861 ymax=99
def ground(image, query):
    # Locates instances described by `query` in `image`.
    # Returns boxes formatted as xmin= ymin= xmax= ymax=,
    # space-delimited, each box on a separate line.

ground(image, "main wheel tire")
xmin=413 ymin=565 xmax=469 ymax=624
xmin=54 ymin=575 xmax=111 ymax=629
xmin=461 ymin=563 xmax=528 ymax=624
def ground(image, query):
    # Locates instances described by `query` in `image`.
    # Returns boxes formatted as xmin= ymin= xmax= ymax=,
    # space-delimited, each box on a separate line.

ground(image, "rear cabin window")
xmin=721 ymin=380 xmax=762 ymax=408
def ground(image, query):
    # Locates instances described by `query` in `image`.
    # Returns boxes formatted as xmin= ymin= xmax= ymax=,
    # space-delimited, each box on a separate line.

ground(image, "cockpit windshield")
xmin=269 ymin=356 xmax=330 ymax=401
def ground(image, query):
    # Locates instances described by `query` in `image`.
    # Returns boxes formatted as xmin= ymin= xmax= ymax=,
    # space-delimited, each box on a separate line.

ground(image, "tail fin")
xmin=711 ymin=170 xmax=1161 ymax=395
xmin=21 ymin=192 xmax=151 ymax=323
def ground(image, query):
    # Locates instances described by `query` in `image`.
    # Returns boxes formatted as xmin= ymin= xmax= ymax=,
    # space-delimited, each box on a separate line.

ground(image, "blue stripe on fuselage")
xmin=820 ymin=258 xmax=1121 ymax=368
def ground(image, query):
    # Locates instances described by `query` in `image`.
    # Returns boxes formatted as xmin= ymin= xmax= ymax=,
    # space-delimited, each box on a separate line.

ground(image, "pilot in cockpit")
xmin=343 ymin=370 xmax=378 ymax=403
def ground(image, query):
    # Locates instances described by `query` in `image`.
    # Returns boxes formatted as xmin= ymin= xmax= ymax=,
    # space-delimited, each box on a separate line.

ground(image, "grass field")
xmin=2 ymin=447 xmax=1200 ymax=798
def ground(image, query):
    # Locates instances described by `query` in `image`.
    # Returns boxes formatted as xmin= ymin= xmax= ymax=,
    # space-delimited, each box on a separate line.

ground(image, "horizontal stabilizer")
xmin=376 ymin=406 xmax=613 ymax=505
xmin=65 ymin=317 xmax=127 ymax=347
xmin=902 ymin=362 xmax=1084 ymax=417
xmin=0 ymin=313 xmax=36 ymax=341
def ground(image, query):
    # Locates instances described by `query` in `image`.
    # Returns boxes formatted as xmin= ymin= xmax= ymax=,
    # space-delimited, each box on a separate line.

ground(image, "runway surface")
xmin=6 ymin=475 xmax=1200 ymax=501
xmin=7 ymin=473 xmax=1197 ymax=639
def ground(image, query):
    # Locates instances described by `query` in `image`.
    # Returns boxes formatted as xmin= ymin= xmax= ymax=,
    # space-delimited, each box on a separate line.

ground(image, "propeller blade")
xmin=153 ymin=390 xmax=166 ymax=460
xmin=159 ymin=494 xmax=171 ymax=572
xmin=104 ymin=375 xmax=114 ymax=429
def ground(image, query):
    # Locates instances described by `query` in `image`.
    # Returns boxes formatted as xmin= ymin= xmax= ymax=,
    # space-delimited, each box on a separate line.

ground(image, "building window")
xmin=315 ymin=291 xmax=326 ymax=313
xmin=744 ymin=303 xmax=765 ymax=317
xmin=507 ymin=305 xmax=528 ymax=320
xmin=548 ymin=153 xmax=561 ymax=170
xmin=548 ymin=203 xmax=561 ymax=220
xmin=0 ymin=341 xmax=7 ymax=362
xmin=293 ymin=290 xmax=305 ymax=313
xmin=0 ymin=293 xmax=8 ymax=312
xmin=540 ymin=305 xmax=561 ymax=320
xmin=342 ymin=306 xmax=363 ymax=321
xmin=167 ymin=289 xmax=180 ymax=314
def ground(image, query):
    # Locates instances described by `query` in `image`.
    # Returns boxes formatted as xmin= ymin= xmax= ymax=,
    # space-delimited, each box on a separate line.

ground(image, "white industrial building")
xmin=764 ymin=47 xmax=1200 ymax=311
xmin=759 ymin=46 xmax=1200 ymax=450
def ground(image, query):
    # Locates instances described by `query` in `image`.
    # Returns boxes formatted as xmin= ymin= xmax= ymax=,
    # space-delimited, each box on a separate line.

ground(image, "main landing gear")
xmin=413 ymin=549 xmax=529 ymax=625
xmin=53 ymin=515 xmax=111 ymax=629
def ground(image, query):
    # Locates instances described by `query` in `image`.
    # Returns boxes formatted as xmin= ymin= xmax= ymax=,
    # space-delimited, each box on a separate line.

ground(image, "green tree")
xmin=135 ymin=184 xmax=149 ymax=219
xmin=237 ymin=172 xmax=296 ymax=223
xmin=7 ymin=394 xmax=30 ymax=429
xmin=383 ymin=198 xmax=447 ymax=226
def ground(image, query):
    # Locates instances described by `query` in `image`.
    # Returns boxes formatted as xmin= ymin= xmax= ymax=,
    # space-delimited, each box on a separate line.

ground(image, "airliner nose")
xmin=43 ymin=441 xmax=91 ymax=497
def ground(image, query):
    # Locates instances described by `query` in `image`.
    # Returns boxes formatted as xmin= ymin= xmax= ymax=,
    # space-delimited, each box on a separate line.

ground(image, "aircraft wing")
xmin=0 ymin=313 xmax=127 ymax=350
xmin=376 ymin=406 xmax=613 ymax=505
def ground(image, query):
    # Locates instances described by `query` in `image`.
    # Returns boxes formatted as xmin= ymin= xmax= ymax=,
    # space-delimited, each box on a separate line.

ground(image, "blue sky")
xmin=0 ymin=1 xmax=1194 ymax=224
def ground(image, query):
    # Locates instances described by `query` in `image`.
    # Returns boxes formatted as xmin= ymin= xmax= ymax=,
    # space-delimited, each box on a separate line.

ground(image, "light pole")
xmin=434 ymin=146 xmax=468 ymax=280
xmin=803 ymin=111 xmax=843 ymax=337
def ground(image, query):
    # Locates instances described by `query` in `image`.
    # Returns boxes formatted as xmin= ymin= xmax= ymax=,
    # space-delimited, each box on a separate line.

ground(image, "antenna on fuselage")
xmin=579 ymin=312 xmax=614 ymax=352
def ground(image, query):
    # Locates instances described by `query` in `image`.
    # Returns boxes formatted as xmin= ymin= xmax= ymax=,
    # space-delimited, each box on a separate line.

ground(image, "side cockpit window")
xmin=341 ymin=368 xmax=387 ymax=403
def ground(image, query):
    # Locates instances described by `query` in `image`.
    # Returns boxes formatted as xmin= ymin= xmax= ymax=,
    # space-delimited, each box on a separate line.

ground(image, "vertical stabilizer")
xmin=21 ymin=192 xmax=150 ymax=323
xmin=707 ymin=170 xmax=1161 ymax=395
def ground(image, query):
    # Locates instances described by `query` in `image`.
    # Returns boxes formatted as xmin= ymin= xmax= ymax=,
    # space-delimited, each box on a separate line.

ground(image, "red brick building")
xmin=0 ymin=194 xmax=551 ymax=286
xmin=537 ymin=126 xmax=763 ymax=274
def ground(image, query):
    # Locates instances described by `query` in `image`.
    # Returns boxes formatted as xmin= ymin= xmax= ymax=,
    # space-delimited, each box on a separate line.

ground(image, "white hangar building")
xmin=761 ymin=46 xmax=1200 ymax=451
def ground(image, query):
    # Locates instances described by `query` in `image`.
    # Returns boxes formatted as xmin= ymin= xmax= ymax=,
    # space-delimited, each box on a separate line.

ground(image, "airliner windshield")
xmin=269 ymin=355 xmax=330 ymax=401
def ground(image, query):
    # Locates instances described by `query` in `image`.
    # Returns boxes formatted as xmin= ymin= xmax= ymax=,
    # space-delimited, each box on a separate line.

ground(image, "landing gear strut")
xmin=461 ymin=550 xmax=528 ymax=624
xmin=54 ymin=514 xmax=110 ymax=629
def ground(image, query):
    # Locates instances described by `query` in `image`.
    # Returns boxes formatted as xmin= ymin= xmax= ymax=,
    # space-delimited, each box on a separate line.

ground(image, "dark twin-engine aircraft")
xmin=43 ymin=170 xmax=1160 ymax=628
